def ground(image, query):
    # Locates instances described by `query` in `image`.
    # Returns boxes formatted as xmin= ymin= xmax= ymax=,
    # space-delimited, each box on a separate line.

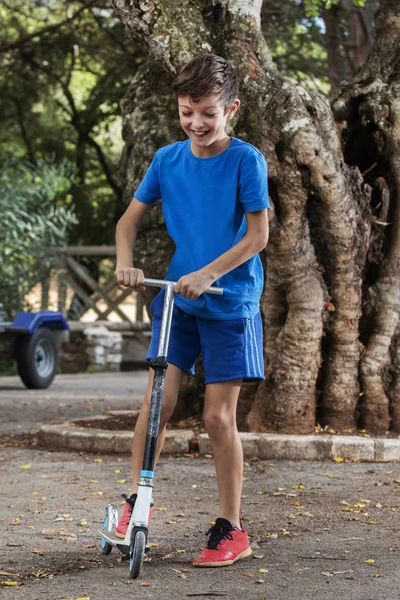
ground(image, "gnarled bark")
xmin=113 ymin=0 xmax=400 ymax=433
xmin=333 ymin=0 xmax=400 ymax=432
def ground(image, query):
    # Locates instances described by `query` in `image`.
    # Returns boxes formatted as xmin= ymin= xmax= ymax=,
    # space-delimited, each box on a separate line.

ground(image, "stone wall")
xmin=60 ymin=322 xmax=151 ymax=374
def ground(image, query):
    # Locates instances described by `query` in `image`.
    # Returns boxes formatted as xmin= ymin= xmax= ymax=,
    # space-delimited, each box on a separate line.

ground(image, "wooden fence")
xmin=41 ymin=246 xmax=145 ymax=323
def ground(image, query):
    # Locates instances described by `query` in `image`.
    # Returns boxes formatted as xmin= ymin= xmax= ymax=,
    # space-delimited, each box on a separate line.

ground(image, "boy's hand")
xmin=115 ymin=266 xmax=146 ymax=291
xmin=174 ymin=271 xmax=214 ymax=300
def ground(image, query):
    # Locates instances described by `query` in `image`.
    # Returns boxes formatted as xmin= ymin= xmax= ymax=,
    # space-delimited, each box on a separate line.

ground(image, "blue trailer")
xmin=0 ymin=311 xmax=69 ymax=389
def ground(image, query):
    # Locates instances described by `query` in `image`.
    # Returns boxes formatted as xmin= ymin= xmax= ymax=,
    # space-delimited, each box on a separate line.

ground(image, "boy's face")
xmin=178 ymin=93 xmax=240 ymax=158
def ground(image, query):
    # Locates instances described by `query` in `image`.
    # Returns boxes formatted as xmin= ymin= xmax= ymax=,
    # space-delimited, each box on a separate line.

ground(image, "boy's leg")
xmin=130 ymin=363 xmax=184 ymax=492
xmin=203 ymin=379 xmax=243 ymax=527
xmin=193 ymin=378 xmax=252 ymax=567
xmin=115 ymin=363 xmax=183 ymax=538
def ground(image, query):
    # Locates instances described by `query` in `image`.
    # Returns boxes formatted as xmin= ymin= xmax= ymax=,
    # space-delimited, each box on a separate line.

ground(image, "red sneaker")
xmin=193 ymin=518 xmax=252 ymax=567
xmin=115 ymin=494 xmax=154 ymax=539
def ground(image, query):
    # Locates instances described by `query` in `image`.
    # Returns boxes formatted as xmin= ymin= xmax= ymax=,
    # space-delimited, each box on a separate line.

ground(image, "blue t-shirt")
xmin=134 ymin=137 xmax=269 ymax=319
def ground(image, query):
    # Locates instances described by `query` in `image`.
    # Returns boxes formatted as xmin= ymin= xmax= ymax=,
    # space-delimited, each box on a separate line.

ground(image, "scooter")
xmin=98 ymin=278 xmax=223 ymax=578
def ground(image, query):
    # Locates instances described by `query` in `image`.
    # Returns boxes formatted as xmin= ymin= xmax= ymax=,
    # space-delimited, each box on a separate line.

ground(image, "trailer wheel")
xmin=16 ymin=328 xmax=58 ymax=389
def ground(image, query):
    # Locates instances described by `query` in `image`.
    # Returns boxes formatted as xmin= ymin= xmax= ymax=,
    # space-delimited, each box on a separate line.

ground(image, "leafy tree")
xmin=0 ymin=156 xmax=77 ymax=319
xmin=0 ymin=0 xmax=141 ymax=244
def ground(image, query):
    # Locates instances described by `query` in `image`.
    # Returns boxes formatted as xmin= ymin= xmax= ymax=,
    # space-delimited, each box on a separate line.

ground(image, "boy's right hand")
xmin=115 ymin=266 xmax=146 ymax=291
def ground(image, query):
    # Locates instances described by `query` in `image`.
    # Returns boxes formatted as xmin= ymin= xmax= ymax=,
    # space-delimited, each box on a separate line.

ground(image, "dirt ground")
xmin=0 ymin=445 xmax=399 ymax=600
xmin=1 ymin=372 xmax=400 ymax=600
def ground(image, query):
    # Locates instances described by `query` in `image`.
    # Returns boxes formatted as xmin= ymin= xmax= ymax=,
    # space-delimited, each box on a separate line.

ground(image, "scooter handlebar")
xmin=143 ymin=278 xmax=223 ymax=295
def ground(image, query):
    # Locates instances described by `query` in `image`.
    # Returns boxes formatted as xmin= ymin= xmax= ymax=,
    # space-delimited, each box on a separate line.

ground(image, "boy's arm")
xmin=115 ymin=197 xmax=151 ymax=290
xmin=174 ymin=209 xmax=269 ymax=299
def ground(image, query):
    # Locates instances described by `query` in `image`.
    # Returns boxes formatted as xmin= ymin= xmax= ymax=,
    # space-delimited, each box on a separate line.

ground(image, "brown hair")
xmin=172 ymin=54 xmax=238 ymax=110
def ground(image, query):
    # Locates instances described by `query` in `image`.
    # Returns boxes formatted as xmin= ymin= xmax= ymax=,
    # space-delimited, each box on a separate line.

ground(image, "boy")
xmin=115 ymin=54 xmax=269 ymax=567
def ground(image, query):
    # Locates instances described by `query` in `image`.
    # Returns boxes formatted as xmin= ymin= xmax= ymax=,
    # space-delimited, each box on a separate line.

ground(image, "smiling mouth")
xmin=191 ymin=130 xmax=209 ymax=138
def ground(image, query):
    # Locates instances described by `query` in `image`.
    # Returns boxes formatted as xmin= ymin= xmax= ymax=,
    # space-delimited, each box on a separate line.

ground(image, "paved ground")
xmin=0 ymin=372 xmax=148 ymax=436
xmin=0 ymin=373 xmax=399 ymax=599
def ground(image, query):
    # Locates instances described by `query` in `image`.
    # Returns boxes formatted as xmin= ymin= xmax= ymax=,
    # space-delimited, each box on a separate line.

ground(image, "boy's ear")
xmin=227 ymin=99 xmax=240 ymax=120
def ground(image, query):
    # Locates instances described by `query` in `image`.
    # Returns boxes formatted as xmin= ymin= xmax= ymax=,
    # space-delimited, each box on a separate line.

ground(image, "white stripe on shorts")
xmin=244 ymin=316 xmax=263 ymax=379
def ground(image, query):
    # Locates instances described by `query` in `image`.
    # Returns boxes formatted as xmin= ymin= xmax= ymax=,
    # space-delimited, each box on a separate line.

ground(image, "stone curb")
xmin=39 ymin=423 xmax=400 ymax=461
xmin=39 ymin=424 xmax=194 ymax=455
xmin=199 ymin=433 xmax=399 ymax=461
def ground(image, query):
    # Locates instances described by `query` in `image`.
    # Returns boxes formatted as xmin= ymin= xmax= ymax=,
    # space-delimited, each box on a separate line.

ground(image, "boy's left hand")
xmin=174 ymin=271 xmax=215 ymax=300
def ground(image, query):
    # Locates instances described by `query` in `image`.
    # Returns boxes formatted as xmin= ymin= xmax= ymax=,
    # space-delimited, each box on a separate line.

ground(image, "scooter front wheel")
xmin=129 ymin=530 xmax=146 ymax=579
xmin=101 ymin=515 xmax=113 ymax=555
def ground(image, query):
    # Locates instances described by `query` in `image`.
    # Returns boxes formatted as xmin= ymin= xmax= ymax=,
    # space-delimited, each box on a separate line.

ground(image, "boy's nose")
xmin=192 ymin=117 xmax=204 ymax=129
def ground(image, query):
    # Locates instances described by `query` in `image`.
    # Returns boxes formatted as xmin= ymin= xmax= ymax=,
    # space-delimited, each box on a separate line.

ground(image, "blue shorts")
xmin=146 ymin=291 xmax=264 ymax=384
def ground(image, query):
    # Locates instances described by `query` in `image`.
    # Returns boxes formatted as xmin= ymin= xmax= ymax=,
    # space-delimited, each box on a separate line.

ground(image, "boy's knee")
xmin=204 ymin=409 xmax=235 ymax=437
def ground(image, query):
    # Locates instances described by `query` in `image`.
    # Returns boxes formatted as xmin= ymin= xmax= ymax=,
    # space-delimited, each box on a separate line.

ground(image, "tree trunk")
xmin=112 ymin=0 xmax=400 ymax=434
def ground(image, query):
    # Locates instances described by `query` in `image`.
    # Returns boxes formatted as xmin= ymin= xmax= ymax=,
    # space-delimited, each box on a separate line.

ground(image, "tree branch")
xmin=0 ymin=1 xmax=96 ymax=54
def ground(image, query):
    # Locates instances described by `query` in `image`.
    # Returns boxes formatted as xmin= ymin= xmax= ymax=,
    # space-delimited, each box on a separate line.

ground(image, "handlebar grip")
xmin=143 ymin=278 xmax=223 ymax=295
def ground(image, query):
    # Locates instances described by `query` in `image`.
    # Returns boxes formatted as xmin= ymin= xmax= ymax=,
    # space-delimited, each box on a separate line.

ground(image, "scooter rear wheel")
xmin=129 ymin=530 xmax=146 ymax=579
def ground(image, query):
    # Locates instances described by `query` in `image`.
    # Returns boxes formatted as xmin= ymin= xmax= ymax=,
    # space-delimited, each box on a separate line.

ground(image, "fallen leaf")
xmin=259 ymin=568 xmax=267 ymax=573
xmin=364 ymin=559 xmax=375 ymax=564
xmin=20 ymin=465 xmax=30 ymax=470
xmin=32 ymin=569 xmax=54 ymax=578
xmin=147 ymin=542 xmax=158 ymax=547
xmin=256 ymin=579 xmax=265 ymax=584
xmin=94 ymin=459 xmax=103 ymax=463
xmin=2 ymin=581 xmax=18 ymax=586
xmin=140 ymin=582 xmax=150 ymax=587
xmin=84 ymin=544 xmax=97 ymax=548
xmin=88 ymin=480 xmax=100 ymax=484
xmin=253 ymin=554 xmax=265 ymax=559
xmin=243 ymin=572 xmax=254 ymax=577
xmin=114 ymin=470 xmax=121 ymax=474
xmin=80 ymin=521 xmax=88 ymax=527
xmin=176 ymin=549 xmax=185 ymax=553
xmin=41 ymin=528 xmax=69 ymax=536
xmin=32 ymin=549 xmax=44 ymax=555
xmin=116 ymin=479 xmax=127 ymax=484
xmin=333 ymin=457 xmax=344 ymax=463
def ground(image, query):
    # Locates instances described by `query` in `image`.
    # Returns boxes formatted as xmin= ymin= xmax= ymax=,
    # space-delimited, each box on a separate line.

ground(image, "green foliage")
xmin=0 ymin=1 xmax=142 ymax=246
xmin=303 ymin=0 xmax=366 ymax=18
xmin=0 ymin=156 xmax=77 ymax=319
xmin=262 ymin=0 xmax=373 ymax=94
xmin=262 ymin=2 xmax=329 ymax=94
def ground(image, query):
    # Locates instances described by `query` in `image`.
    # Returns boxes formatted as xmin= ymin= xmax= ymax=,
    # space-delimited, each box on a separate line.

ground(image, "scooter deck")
xmin=98 ymin=529 xmax=130 ymax=555
xmin=98 ymin=529 xmax=151 ymax=556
